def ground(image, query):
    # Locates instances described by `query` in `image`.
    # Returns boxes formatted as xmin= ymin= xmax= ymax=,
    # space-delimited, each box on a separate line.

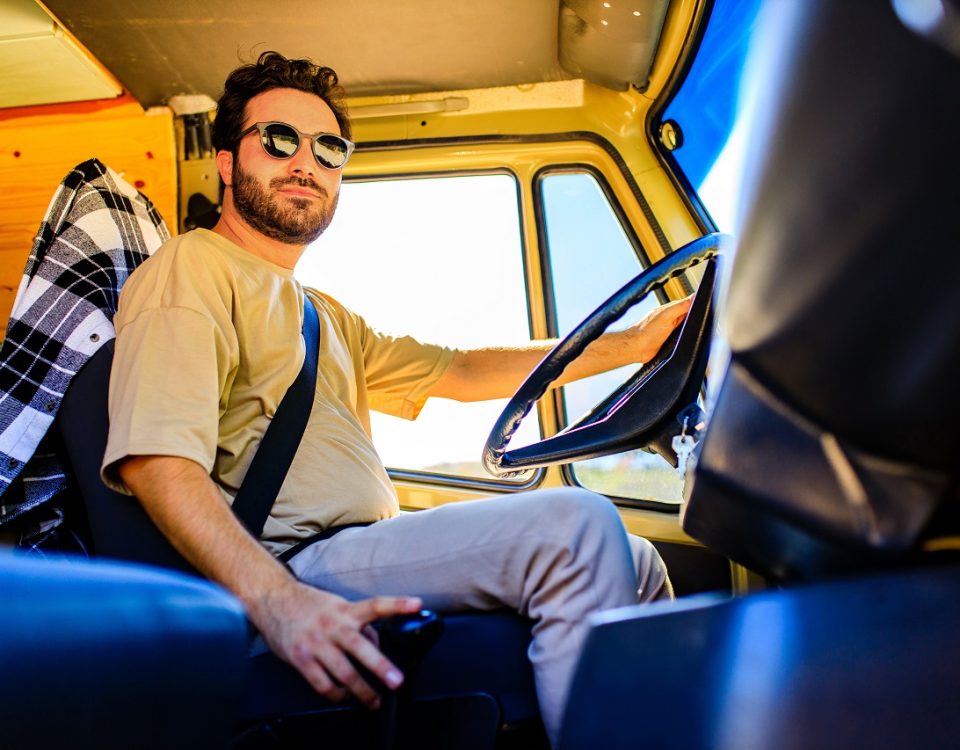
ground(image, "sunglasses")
xmin=239 ymin=121 xmax=355 ymax=170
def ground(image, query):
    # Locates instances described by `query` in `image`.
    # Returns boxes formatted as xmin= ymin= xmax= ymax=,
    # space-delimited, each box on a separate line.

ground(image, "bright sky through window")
xmin=296 ymin=174 xmax=539 ymax=474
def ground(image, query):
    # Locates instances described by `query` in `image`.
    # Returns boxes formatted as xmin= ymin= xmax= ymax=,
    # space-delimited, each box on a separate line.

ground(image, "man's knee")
xmin=516 ymin=488 xmax=635 ymax=577
xmin=514 ymin=487 xmax=638 ymax=611
xmin=526 ymin=486 xmax=624 ymax=539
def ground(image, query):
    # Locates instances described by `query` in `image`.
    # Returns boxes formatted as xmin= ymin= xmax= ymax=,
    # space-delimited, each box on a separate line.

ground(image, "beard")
xmin=231 ymin=159 xmax=339 ymax=245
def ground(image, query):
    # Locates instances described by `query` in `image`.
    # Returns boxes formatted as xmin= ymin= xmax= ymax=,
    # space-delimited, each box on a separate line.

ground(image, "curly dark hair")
xmin=212 ymin=51 xmax=351 ymax=155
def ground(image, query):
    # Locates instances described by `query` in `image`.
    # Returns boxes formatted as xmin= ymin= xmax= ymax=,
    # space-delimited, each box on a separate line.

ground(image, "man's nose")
xmin=288 ymin=141 xmax=317 ymax=177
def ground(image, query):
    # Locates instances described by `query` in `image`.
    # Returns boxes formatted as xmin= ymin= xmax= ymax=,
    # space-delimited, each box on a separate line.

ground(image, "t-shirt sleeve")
xmin=101 ymin=306 xmax=232 ymax=493
xmin=361 ymin=325 xmax=456 ymax=419
xmin=317 ymin=295 xmax=453 ymax=420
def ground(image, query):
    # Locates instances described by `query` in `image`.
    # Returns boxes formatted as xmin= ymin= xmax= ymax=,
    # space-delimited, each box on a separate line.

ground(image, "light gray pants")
xmin=287 ymin=487 xmax=672 ymax=745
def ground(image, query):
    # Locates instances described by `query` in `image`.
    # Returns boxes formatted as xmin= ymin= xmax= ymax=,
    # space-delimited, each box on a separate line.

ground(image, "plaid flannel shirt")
xmin=0 ymin=159 xmax=169 ymax=529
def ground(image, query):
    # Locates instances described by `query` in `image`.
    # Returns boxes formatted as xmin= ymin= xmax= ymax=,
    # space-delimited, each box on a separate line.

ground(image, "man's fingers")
xmin=659 ymin=295 xmax=693 ymax=328
xmin=290 ymin=643 xmax=348 ymax=703
xmin=273 ymin=592 xmax=423 ymax=710
xmin=349 ymin=595 xmax=423 ymax=623
xmin=317 ymin=638 xmax=383 ymax=708
xmin=291 ymin=631 xmax=391 ymax=708
xmin=668 ymin=295 xmax=693 ymax=316
xmin=361 ymin=623 xmax=380 ymax=647
xmin=340 ymin=596 xmax=423 ymax=694
xmin=338 ymin=621 xmax=406 ymax=691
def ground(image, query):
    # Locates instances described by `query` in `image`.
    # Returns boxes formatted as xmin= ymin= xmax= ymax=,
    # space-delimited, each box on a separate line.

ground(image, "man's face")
xmin=228 ymin=88 xmax=344 ymax=245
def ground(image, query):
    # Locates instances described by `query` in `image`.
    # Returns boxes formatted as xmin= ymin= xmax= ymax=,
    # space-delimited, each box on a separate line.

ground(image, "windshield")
xmin=660 ymin=0 xmax=763 ymax=231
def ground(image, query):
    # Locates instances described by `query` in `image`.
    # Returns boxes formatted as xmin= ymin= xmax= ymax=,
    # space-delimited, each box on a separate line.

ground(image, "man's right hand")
xmin=248 ymin=579 xmax=423 ymax=709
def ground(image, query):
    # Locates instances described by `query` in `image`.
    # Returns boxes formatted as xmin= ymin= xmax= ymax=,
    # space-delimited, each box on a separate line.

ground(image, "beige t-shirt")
xmin=102 ymin=229 xmax=454 ymax=554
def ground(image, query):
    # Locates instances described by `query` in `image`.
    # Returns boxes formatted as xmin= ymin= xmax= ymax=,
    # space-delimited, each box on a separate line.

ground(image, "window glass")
xmin=541 ymin=171 xmax=684 ymax=504
xmin=661 ymin=0 xmax=763 ymax=231
xmin=296 ymin=173 xmax=538 ymax=483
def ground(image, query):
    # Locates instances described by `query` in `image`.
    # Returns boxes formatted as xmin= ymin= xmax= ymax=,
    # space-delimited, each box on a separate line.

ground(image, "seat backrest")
xmin=58 ymin=340 xmax=200 ymax=575
xmin=682 ymin=1 xmax=960 ymax=579
xmin=0 ymin=159 xmax=168 ymax=533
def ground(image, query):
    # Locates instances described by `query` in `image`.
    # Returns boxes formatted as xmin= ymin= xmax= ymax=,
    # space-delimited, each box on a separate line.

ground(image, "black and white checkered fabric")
xmin=0 ymin=159 xmax=169 ymax=528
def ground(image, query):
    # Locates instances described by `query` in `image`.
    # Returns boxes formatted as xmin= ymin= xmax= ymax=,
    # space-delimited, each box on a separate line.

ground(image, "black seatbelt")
xmin=278 ymin=521 xmax=371 ymax=564
xmin=231 ymin=296 xmax=320 ymax=538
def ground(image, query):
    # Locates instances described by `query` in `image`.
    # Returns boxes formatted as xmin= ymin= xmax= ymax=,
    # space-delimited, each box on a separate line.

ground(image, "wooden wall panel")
xmin=0 ymin=94 xmax=177 ymax=334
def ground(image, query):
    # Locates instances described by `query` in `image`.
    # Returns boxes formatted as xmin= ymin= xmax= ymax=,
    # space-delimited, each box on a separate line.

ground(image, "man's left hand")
xmin=627 ymin=295 xmax=694 ymax=363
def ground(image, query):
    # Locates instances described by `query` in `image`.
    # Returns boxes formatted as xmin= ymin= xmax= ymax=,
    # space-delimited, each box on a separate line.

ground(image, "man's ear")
xmin=216 ymin=149 xmax=234 ymax=188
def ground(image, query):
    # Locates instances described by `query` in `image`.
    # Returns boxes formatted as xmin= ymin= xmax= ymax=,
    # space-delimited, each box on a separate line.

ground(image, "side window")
xmin=296 ymin=173 xmax=539 ymax=484
xmin=540 ymin=170 xmax=685 ymax=504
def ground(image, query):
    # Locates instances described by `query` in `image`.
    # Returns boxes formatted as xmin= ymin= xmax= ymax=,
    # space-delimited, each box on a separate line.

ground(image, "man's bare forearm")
xmin=117 ymin=455 xmax=293 ymax=614
xmin=431 ymin=296 xmax=693 ymax=402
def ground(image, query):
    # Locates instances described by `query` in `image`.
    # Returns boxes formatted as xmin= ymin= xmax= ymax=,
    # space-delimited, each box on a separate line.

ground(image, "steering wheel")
xmin=482 ymin=233 xmax=731 ymax=478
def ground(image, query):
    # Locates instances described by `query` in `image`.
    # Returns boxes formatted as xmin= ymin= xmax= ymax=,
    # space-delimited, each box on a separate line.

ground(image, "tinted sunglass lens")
xmin=262 ymin=124 xmax=300 ymax=158
xmin=313 ymin=135 xmax=349 ymax=168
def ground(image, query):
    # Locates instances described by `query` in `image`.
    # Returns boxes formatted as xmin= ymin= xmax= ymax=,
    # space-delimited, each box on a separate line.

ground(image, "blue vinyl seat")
xmin=0 ymin=552 xmax=248 ymax=750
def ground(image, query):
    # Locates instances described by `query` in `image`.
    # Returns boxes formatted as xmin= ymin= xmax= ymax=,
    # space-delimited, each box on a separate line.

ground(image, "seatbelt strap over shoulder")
xmin=231 ymin=295 xmax=320 ymax=538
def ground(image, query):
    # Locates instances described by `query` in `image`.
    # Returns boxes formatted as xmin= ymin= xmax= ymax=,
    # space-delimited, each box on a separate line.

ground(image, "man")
xmin=102 ymin=52 xmax=691 ymax=745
